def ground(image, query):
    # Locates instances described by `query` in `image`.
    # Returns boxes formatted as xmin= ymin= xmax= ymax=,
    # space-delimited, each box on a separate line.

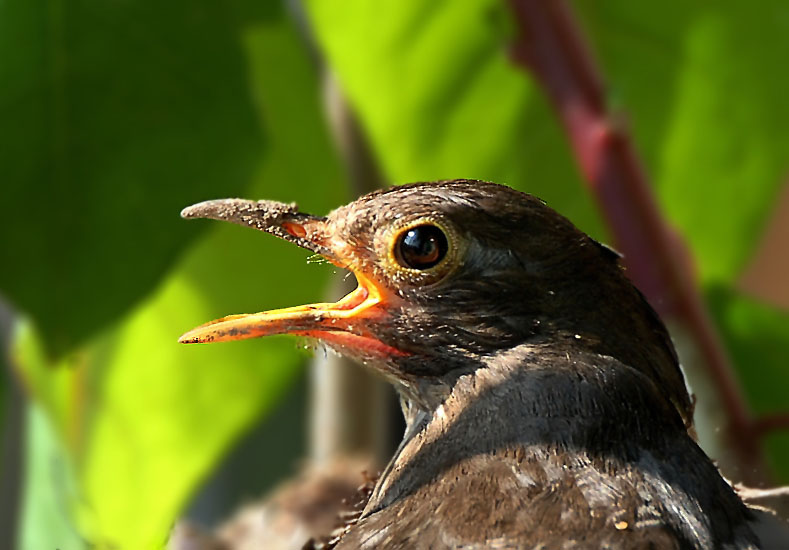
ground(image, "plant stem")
xmin=309 ymin=72 xmax=398 ymax=468
xmin=754 ymin=413 xmax=789 ymax=438
xmin=0 ymin=298 xmax=23 ymax=550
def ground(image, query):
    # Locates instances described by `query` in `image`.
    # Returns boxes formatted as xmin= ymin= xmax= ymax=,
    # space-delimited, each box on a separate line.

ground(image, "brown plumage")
xmin=180 ymin=180 xmax=761 ymax=549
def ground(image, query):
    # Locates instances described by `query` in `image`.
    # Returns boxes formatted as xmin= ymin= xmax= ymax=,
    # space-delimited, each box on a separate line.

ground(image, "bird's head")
xmin=180 ymin=180 xmax=691 ymax=420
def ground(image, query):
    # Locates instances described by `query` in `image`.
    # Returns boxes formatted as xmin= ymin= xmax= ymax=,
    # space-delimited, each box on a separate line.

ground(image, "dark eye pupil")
xmin=397 ymin=225 xmax=448 ymax=270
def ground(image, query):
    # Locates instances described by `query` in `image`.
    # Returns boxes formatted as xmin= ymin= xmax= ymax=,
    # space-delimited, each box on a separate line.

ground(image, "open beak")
xmin=178 ymin=199 xmax=407 ymax=358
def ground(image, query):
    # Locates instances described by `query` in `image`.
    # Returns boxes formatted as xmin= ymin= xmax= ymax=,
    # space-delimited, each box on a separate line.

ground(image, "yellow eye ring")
xmin=384 ymin=217 xmax=461 ymax=284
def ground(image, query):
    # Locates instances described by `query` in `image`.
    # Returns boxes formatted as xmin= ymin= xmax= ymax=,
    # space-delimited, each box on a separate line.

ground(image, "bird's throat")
xmin=365 ymin=345 xmax=687 ymax=516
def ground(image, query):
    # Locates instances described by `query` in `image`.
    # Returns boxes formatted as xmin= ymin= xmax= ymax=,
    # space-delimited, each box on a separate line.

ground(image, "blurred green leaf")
xmin=575 ymin=1 xmax=789 ymax=284
xmin=12 ymin=12 xmax=348 ymax=549
xmin=15 ymin=276 xmax=304 ymax=548
xmin=0 ymin=0 xmax=264 ymax=357
xmin=303 ymin=0 xmax=606 ymax=239
xmin=19 ymin=403 xmax=86 ymax=550
xmin=707 ymin=287 xmax=789 ymax=482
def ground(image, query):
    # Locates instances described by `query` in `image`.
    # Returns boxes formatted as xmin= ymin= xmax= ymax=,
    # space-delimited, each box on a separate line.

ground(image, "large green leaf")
xmin=303 ymin=0 xmax=606 ymax=239
xmin=575 ymin=1 xmax=789 ymax=284
xmin=0 ymin=0 xmax=264 ymax=357
xmin=14 ymin=14 xmax=348 ymax=549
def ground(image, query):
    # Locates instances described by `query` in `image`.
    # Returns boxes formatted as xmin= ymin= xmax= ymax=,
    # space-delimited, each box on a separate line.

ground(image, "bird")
xmin=179 ymin=180 xmax=761 ymax=549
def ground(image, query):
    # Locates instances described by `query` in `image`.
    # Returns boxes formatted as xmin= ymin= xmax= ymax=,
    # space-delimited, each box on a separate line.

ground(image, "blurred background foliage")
xmin=1 ymin=0 xmax=788 ymax=548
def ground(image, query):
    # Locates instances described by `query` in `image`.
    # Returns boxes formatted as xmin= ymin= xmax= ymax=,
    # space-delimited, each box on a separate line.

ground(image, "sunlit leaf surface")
xmin=18 ymin=403 xmax=86 ymax=550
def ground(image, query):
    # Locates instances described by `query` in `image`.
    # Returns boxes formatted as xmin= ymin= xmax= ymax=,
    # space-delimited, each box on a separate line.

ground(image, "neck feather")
xmin=369 ymin=345 xmax=688 ymax=513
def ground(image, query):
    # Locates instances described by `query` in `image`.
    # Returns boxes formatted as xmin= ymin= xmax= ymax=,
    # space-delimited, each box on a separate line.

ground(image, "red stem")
xmin=754 ymin=413 xmax=789 ymax=438
xmin=507 ymin=0 xmax=760 ymax=460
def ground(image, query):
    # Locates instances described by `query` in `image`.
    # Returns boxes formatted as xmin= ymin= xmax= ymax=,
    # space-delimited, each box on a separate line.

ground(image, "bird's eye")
xmin=395 ymin=224 xmax=449 ymax=270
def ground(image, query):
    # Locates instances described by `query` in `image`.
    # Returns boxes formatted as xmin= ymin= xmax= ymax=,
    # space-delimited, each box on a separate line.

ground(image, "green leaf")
xmin=303 ymin=0 xmax=606 ymax=239
xmin=575 ymin=1 xmax=789 ymax=284
xmin=14 ymin=274 xmax=305 ymax=548
xmin=0 ymin=0 xmax=264 ymax=357
xmin=707 ymin=287 xmax=789 ymax=482
xmin=18 ymin=403 xmax=86 ymax=550
xmin=13 ymin=13 xmax=348 ymax=549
